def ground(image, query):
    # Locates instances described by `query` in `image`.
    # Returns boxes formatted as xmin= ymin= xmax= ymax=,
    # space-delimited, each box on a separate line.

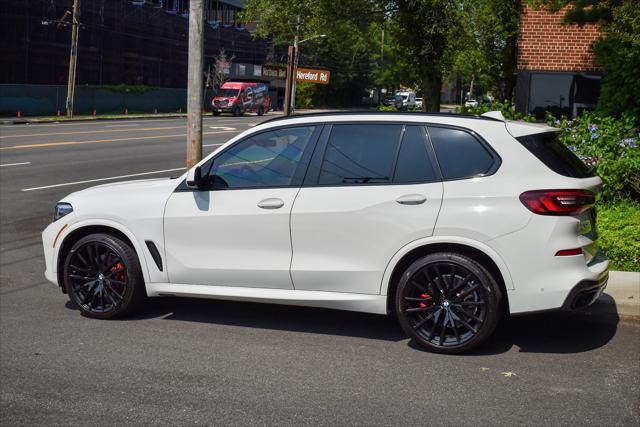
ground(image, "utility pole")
xmin=283 ymin=45 xmax=295 ymax=116
xmin=186 ymin=0 xmax=204 ymax=168
xmin=290 ymin=15 xmax=301 ymax=114
xmin=65 ymin=0 xmax=80 ymax=118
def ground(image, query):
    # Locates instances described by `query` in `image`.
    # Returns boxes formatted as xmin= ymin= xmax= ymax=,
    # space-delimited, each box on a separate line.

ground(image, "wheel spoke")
xmin=449 ymin=314 xmax=461 ymax=344
xmin=438 ymin=313 xmax=448 ymax=345
xmin=427 ymin=309 xmax=442 ymax=341
xmin=456 ymin=282 xmax=480 ymax=300
xmin=106 ymin=268 xmax=124 ymax=278
xmin=104 ymin=282 xmax=124 ymax=300
xmin=450 ymin=273 xmax=473 ymax=297
xmin=458 ymin=301 xmax=486 ymax=307
xmin=405 ymin=305 xmax=439 ymax=313
xmin=453 ymin=306 xmax=484 ymax=324
xmin=404 ymin=296 xmax=433 ymax=302
xmin=451 ymin=310 xmax=478 ymax=334
xmin=75 ymin=252 xmax=90 ymax=268
xmin=429 ymin=266 xmax=446 ymax=296
xmin=69 ymin=274 xmax=93 ymax=281
xmin=412 ymin=313 xmax=433 ymax=330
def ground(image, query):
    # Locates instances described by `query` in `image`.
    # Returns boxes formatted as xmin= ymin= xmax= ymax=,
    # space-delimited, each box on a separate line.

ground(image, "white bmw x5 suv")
xmin=42 ymin=112 xmax=609 ymax=353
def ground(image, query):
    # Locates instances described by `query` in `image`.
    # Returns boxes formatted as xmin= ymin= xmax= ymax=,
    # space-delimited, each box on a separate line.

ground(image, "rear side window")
xmin=319 ymin=124 xmax=402 ymax=185
xmin=516 ymin=132 xmax=595 ymax=178
xmin=428 ymin=126 xmax=496 ymax=179
xmin=394 ymin=126 xmax=437 ymax=183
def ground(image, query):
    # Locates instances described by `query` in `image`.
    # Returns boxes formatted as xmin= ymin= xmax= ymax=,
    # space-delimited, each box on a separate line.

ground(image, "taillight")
xmin=519 ymin=190 xmax=596 ymax=216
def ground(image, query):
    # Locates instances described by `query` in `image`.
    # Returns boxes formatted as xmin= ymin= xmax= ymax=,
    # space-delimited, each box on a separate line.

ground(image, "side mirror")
xmin=186 ymin=166 xmax=204 ymax=189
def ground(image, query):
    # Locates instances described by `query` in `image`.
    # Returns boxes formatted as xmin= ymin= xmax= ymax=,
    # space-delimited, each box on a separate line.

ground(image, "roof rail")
xmin=258 ymin=110 xmax=506 ymax=125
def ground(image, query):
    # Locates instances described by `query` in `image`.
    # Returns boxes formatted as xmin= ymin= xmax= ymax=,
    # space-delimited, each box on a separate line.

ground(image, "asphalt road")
xmin=1 ymin=116 xmax=639 ymax=426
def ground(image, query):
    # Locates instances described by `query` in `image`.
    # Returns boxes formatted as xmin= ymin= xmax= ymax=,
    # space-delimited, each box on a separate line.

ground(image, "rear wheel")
xmin=212 ymin=111 xmax=220 ymax=116
xmin=396 ymin=252 xmax=501 ymax=354
xmin=232 ymin=107 xmax=242 ymax=117
xmin=63 ymin=233 xmax=146 ymax=319
xmin=257 ymin=106 xmax=264 ymax=116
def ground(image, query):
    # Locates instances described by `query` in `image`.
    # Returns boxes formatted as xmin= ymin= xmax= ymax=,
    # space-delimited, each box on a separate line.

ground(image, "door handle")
xmin=257 ymin=198 xmax=285 ymax=209
xmin=396 ymin=194 xmax=427 ymax=205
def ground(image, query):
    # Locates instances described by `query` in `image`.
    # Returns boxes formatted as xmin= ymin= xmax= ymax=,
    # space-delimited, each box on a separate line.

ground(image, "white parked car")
xmin=395 ymin=91 xmax=416 ymax=110
xmin=42 ymin=112 xmax=608 ymax=353
xmin=465 ymin=98 xmax=479 ymax=108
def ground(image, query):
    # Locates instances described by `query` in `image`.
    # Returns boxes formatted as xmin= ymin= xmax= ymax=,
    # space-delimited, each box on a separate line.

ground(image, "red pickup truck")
xmin=211 ymin=81 xmax=271 ymax=117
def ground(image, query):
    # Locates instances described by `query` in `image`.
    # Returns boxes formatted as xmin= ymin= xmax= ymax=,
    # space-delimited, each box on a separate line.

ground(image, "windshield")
xmin=218 ymin=88 xmax=239 ymax=98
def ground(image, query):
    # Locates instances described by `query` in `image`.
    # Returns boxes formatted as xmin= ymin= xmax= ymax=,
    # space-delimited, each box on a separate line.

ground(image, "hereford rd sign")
xmin=261 ymin=65 xmax=331 ymax=85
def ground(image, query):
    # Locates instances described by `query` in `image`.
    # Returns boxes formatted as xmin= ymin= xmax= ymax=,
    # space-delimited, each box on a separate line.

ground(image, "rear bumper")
xmin=562 ymin=272 xmax=609 ymax=310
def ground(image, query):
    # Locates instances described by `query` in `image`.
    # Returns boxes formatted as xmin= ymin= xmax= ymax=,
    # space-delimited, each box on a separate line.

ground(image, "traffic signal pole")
xmin=186 ymin=0 xmax=204 ymax=168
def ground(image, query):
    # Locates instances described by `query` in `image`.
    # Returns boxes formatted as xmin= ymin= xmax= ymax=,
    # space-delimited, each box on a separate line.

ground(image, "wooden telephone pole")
xmin=65 ymin=0 xmax=80 ymax=118
xmin=186 ymin=0 xmax=205 ymax=168
xmin=283 ymin=45 xmax=296 ymax=116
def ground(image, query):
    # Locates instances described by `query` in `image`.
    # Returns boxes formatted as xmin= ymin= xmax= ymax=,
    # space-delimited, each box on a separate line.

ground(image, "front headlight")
xmin=53 ymin=202 xmax=73 ymax=221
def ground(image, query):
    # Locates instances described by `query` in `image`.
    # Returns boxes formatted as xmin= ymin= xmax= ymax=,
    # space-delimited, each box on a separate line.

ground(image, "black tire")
xmin=63 ymin=233 xmax=146 ymax=319
xmin=212 ymin=111 xmax=220 ymax=116
xmin=396 ymin=252 xmax=501 ymax=354
xmin=232 ymin=107 xmax=242 ymax=117
xmin=257 ymin=106 xmax=264 ymax=116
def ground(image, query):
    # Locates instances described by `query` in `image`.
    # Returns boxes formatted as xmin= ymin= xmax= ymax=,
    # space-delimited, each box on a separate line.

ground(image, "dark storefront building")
xmin=515 ymin=4 xmax=602 ymax=119
xmin=0 ymin=0 xmax=269 ymax=87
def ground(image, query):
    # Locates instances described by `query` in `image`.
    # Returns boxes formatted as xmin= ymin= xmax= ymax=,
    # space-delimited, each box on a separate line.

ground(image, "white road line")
xmin=21 ymin=167 xmax=185 ymax=192
xmin=0 ymin=162 xmax=31 ymax=168
xmin=209 ymin=126 xmax=236 ymax=131
xmin=203 ymin=143 xmax=224 ymax=147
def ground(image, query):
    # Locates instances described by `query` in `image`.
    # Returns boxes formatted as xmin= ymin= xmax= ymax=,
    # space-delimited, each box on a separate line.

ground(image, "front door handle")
xmin=257 ymin=198 xmax=285 ymax=209
xmin=396 ymin=194 xmax=427 ymax=205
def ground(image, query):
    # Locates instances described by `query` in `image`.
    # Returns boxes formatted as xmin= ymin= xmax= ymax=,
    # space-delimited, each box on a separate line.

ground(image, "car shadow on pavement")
xmin=67 ymin=294 xmax=620 ymax=354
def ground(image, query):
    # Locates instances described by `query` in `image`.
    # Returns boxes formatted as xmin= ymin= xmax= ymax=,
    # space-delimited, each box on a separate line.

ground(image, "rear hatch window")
xmin=516 ymin=132 xmax=595 ymax=178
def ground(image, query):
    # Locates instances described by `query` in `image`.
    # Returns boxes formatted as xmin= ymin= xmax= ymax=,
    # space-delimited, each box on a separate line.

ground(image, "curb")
xmin=0 ymin=114 xmax=189 ymax=125
xmin=587 ymin=271 xmax=640 ymax=321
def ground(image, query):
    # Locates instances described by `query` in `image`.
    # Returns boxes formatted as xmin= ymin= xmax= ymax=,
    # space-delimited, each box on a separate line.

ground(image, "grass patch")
xmin=597 ymin=199 xmax=640 ymax=271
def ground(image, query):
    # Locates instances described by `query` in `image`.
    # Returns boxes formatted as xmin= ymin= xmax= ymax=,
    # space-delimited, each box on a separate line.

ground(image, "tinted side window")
xmin=318 ymin=124 xmax=402 ymax=185
xmin=516 ymin=132 xmax=594 ymax=178
xmin=204 ymin=126 xmax=315 ymax=189
xmin=394 ymin=126 xmax=437 ymax=183
xmin=428 ymin=127 xmax=495 ymax=179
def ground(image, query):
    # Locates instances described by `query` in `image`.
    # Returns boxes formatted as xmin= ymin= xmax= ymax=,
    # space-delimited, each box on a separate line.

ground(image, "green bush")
xmin=295 ymin=82 xmax=316 ymax=109
xmin=597 ymin=200 xmax=640 ymax=271
xmin=377 ymin=104 xmax=397 ymax=111
xmin=546 ymin=111 xmax=640 ymax=201
xmin=459 ymin=100 xmax=535 ymax=122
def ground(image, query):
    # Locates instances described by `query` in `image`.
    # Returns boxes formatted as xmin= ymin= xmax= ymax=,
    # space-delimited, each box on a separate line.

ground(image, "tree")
xmin=451 ymin=0 xmax=519 ymax=102
xmin=391 ymin=1 xmax=463 ymax=111
xmin=207 ymin=49 xmax=235 ymax=92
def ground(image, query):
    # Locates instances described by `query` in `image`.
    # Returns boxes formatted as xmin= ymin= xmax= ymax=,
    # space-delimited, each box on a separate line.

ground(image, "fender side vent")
xmin=145 ymin=240 xmax=163 ymax=271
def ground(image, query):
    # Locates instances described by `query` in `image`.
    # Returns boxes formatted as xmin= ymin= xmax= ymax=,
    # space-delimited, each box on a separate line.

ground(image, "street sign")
xmin=262 ymin=65 xmax=287 ymax=80
xmin=295 ymin=68 xmax=330 ymax=84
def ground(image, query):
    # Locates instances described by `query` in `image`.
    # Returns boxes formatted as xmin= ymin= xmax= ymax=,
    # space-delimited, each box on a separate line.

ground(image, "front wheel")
xmin=63 ymin=233 xmax=146 ymax=319
xmin=257 ymin=106 xmax=264 ymax=116
xmin=396 ymin=252 xmax=501 ymax=354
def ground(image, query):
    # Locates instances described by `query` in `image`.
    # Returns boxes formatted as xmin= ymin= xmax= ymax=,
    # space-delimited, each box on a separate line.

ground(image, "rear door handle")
xmin=396 ymin=194 xmax=427 ymax=205
xmin=257 ymin=198 xmax=285 ymax=209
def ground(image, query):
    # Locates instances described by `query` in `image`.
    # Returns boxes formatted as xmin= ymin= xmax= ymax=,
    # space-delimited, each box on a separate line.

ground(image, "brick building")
xmin=515 ymin=4 xmax=603 ymax=118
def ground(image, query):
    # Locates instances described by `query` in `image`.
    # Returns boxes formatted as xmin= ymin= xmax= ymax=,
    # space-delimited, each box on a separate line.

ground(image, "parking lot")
xmin=1 ymin=116 xmax=638 ymax=425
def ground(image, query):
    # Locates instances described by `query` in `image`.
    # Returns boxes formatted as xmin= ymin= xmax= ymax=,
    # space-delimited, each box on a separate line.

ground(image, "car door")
xmin=290 ymin=123 xmax=444 ymax=295
xmin=164 ymin=125 xmax=321 ymax=289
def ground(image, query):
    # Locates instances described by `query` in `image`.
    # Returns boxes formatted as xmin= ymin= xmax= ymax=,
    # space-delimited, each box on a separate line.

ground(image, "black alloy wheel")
xmin=63 ymin=234 xmax=145 ymax=319
xmin=396 ymin=252 xmax=501 ymax=354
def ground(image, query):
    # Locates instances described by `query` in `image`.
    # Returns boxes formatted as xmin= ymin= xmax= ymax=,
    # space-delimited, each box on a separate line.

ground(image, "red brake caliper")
xmin=110 ymin=262 xmax=126 ymax=293
xmin=419 ymin=293 xmax=431 ymax=308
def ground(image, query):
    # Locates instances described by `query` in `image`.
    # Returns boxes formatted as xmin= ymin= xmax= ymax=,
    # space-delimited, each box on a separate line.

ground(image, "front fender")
xmin=379 ymin=236 xmax=515 ymax=296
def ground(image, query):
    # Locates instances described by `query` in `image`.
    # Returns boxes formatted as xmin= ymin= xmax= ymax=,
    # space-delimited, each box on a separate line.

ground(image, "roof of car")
xmin=259 ymin=111 xmax=505 ymax=125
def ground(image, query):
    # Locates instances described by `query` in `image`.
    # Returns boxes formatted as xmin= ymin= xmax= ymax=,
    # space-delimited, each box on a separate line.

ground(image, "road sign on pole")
xmin=295 ymin=68 xmax=331 ymax=84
